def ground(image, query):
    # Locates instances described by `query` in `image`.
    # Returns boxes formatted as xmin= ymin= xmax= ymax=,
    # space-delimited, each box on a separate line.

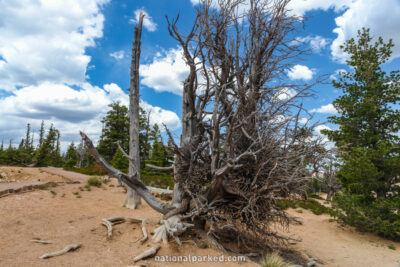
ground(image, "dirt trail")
xmin=41 ymin=167 xmax=91 ymax=182
xmin=286 ymin=208 xmax=400 ymax=267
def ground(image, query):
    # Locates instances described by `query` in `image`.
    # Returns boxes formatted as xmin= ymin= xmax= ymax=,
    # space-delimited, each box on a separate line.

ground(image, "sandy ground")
xmin=0 ymin=167 xmax=256 ymax=267
xmin=1 ymin=167 xmax=400 ymax=267
xmin=286 ymin=208 xmax=400 ymax=267
xmin=0 ymin=166 xmax=70 ymax=183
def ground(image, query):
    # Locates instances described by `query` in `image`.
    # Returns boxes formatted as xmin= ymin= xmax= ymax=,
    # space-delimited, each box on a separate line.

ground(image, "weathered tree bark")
xmin=123 ymin=12 xmax=145 ymax=209
xmin=80 ymin=0 xmax=324 ymax=251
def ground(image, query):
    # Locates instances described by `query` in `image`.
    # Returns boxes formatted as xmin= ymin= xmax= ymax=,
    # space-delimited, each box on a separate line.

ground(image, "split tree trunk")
xmin=123 ymin=12 xmax=144 ymax=209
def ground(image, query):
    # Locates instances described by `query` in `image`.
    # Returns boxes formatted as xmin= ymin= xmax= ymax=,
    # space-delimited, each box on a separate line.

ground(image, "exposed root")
xmin=102 ymin=219 xmax=114 ymax=240
xmin=102 ymin=216 xmax=145 ymax=240
xmin=152 ymin=215 xmax=194 ymax=245
xmin=133 ymin=244 xmax=161 ymax=262
xmin=139 ymin=220 xmax=148 ymax=244
xmin=195 ymin=229 xmax=227 ymax=253
xmin=30 ymin=239 xmax=52 ymax=244
xmin=39 ymin=244 xmax=81 ymax=259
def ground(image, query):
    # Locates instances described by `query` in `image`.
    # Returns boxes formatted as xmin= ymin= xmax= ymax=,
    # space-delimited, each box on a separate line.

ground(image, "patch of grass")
xmin=388 ymin=244 xmax=396 ymax=250
xmin=84 ymin=185 xmax=92 ymax=191
xmin=260 ymin=252 xmax=290 ymax=267
xmin=329 ymin=218 xmax=335 ymax=223
xmin=150 ymin=232 xmax=154 ymax=236
xmin=276 ymin=199 xmax=333 ymax=216
xmin=61 ymin=193 xmax=66 ymax=198
xmin=79 ymin=187 xmax=84 ymax=191
xmin=141 ymin=167 xmax=174 ymax=189
xmin=87 ymin=176 xmax=102 ymax=187
xmin=102 ymin=179 xmax=109 ymax=184
xmin=109 ymin=184 xmax=115 ymax=187
xmin=50 ymin=190 xmax=57 ymax=196
xmin=308 ymin=193 xmax=324 ymax=200
xmin=73 ymin=192 xmax=79 ymax=196
xmin=63 ymin=165 xmax=107 ymax=176
xmin=38 ymin=182 xmax=58 ymax=190
xmin=296 ymin=209 xmax=303 ymax=213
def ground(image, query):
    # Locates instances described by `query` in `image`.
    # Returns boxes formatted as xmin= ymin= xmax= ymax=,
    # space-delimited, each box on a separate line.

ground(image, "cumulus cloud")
xmin=129 ymin=9 xmax=157 ymax=32
xmin=295 ymin=35 xmax=330 ymax=53
xmin=287 ymin=0 xmax=351 ymax=17
xmin=299 ymin=118 xmax=309 ymax=124
xmin=310 ymin=104 xmax=338 ymax=114
xmin=315 ymin=124 xmax=332 ymax=135
xmin=330 ymin=69 xmax=347 ymax=80
xmin=0 ymin=83 xmax=181 ymax=147
xmin=0 ymin=0 xmax=109 ymax=91
xmin=287 ymin=65 xmax=315 ymax=81
xmin=330 ymin=0 xmax=400 ymax=62
xmin=286 ymin=0 xmax=400 ymax=62
xmin=109 ymin=50 xmax=125 ymax=60
xmin=274 ymin=88 xmax=296 ymax=101
xmin=140 ymin=48 xmax=189 ymax=95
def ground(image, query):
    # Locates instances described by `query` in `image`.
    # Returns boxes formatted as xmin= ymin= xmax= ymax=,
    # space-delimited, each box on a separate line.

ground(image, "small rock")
xmin=307 ymin=261 xmax=316 ymax=267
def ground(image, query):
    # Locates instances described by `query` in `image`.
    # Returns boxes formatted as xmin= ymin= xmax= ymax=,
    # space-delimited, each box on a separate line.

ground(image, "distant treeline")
xmin=0 ymin=102 xmax=174 ymax=173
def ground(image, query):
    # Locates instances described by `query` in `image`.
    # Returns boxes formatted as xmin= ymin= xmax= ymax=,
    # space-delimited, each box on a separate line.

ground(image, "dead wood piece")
xmin=102 ymin=218 xmax=114 ymax=239
xmin=31 ymin=239 xmax=52 ymax=244
xmin=102 ymin=216 xmax=144 ymax=239
xmin=147 ymin=186 xmax=173 ymax=198
xmin=133 ymin=244 xmax=161 ymax=262
xmin=289 ymin=216 xmax=303 ymax=225
xmin=139 ymin=220 xmax=148 ymax=244
xmin=39 ymin=244 xmax=81 ymax=259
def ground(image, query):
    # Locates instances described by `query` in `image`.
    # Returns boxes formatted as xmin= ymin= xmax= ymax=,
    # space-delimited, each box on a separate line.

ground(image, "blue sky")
xmin=0 ymin=0 xmax=399 ymax=150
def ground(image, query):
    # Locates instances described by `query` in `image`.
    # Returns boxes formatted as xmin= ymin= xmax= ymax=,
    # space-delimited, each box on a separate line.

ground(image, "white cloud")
xmin=109 ymin=50 xmax=125 ymax=60
xmin=286 ymin=0 xmax=400 ymax=63
xmin=129 ymin=8 xmax=157 ymax=32
xmin=287 ymin=65 xmax=315 ymax=81
xmin=140 ymin=48 xmax=189 ymax=95
xmin=330 ymin=69 xmax=347 ymax=80
xmin=0 ymin=0 xmax=109 ymax=91
xmin=295 ymin=35 xmax=330 ymax=53
xmin=287 ymin=0 xmax=352 ymax=17
xmin=299 ymin=118 xmax=309 ymax=124
xmin=141 ymin=102 xmax=181 ymax=130
xmin=315 ymin=124 xmax=332 ymax=135
xmin=0 ymin=83 xmax=181 ymax=148
xmin=310 ymin=103 xmax=338 ymax=114
xmin=330 ymin=0 xmax=400 ymax=62
xmin=275 ymin=88 xmax=296 ymax=101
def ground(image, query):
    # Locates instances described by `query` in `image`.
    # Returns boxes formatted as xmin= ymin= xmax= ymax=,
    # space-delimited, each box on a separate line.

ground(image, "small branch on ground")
xmin=101 ymin=216 xmax=145 ymax=240
xmin=30 ymin=239 xmax=52 ymax=244
xmin=139 ymin=220 xmax=148 ymax=244
xmin=39 ymin=244 xmax=81 ymax=259
xmin=133 ymin=244 xmax=161 ymax=262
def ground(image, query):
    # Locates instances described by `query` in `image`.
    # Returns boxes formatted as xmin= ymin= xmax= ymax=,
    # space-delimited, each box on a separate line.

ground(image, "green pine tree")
xmin=64 ymin=142 xmax=78 ymax=168
xmin=324 ymin=28 xmax=400 ymax=239
xmin=111 ymin=148 xmax=129 ymax=172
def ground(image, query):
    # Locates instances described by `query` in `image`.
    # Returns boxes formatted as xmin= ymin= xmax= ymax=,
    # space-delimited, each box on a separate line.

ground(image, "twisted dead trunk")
xmin=124 ymin=11 xmax=144 ymax=209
